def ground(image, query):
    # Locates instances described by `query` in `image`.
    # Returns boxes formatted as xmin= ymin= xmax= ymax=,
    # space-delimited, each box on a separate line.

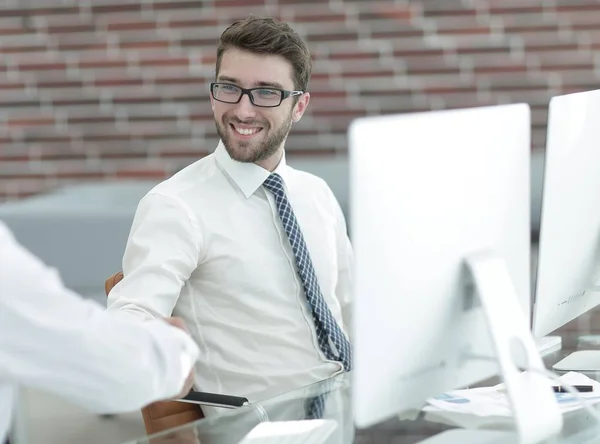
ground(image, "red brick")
xmin=106 ymin=21 xmax=158 ymax=31
xmin=0 ymin=80 xmax=26 ymax=89
xmin=152 ymin=0 xmax=206 ymax=10
xmin=489 ymin=5 xmax=546 ymax=14
xmin=541 ymin=61 xmax=594 ymax=71
xmin=0 ymin=26 xmax=27 ymax=36
xmin=46 ymin=24 xmax=96 ymax=34
xmin=52 ymin=97 xmax=102 ymax=107
xmin=138 ymin=56 xmax=189 ymax=67
xmin=78 ymin=59 xmax=129 ymax=69
xmin=6 ymin=117 xmax=56 ymax=128
xmin=167 ymin=17 xmax=219 ymax=28
xmin=93 ymin=77 xmax=145 ymax=87
xmin=17 ymin=61 xmax=68 ymax=72
xmin=1 ymin=98 xmax=43 ymax=108
xmin=504 ymin=24 xmax=562 ymax=34
xmin=473 ymin=64 xmax=529 ymax=74
xmin=294 ymin=13 xmax=347 ymax=24
xmin=360 ymin=4 xmax=413 ymax=21
xmin=421 ymin=86 xmax=477 ymax=95
xmin=37 ymin=79 xmax=84 ymax=89
xmin=555 ymin=3 xmax=600 ymax=13
xmin=34 ymin=147 xmax=87 ymax=161
xmin=406 ymin=60 xmax=460 ymax=75
xmin=91 ymin=4 xmax=142 ymax=14
xmin=68 ymin=115 xmax=116 ymax=125
xmin=111 ymin=95 xmax=162 ymax=105
xmin=438 ymin=26 xmax=492 ymax=36
xmin=421 ymin=3 xmax=478 ymax=17
xmin=58 ymin=41 xmax=110 ymax=52
xmin=21 ymin=131 xmax=72 ymax=143
xmin=306 ymin=30 xmax=359 ymax=43
xmin=0 ymin=44 xmax=49 ymax=54
xmin=0 ymin=7 xmax=79 ymax=18
xmin=342 ymin=69 xmax=396 ymax=79
xmin=370 ymin=28 xmax=424 ymax=39
xmin=329 ymin=50 xmax=380 ymax=61
xmin=120 ymin=40 xmax=171 ymax=50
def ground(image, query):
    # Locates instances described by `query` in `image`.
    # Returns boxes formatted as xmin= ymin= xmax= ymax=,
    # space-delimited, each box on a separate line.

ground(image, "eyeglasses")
xmin=209 ymin=82 xmax=304 ymax=108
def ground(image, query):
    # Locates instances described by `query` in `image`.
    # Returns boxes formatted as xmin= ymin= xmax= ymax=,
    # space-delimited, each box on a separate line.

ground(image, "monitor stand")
xmin=446 ymin=252 xmax=564 ymax=444
xmin=553 ymin=350 xmax=600 ymax=372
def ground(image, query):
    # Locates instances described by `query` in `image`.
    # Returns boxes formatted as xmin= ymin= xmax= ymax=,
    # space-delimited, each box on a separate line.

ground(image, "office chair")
xmin=104 ymin=272 xmax=248 ymax=435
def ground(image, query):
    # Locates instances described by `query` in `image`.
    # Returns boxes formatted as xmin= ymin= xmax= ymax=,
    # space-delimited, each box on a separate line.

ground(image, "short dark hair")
xmin=216 ymin=16 xmax=312 ymax=92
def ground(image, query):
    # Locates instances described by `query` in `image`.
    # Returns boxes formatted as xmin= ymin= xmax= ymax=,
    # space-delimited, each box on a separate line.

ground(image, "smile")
xmin=231 ymin=124 xmax=263 ymax=136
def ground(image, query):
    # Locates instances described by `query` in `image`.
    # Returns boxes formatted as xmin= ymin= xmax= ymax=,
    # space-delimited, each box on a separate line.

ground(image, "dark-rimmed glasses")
xmin=210 ymin=82 xmax=304 ymax=108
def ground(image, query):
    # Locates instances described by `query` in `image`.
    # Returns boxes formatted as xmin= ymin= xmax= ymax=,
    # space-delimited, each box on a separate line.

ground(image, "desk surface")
xmin=122 ymin=344 xmax=600 ymax=444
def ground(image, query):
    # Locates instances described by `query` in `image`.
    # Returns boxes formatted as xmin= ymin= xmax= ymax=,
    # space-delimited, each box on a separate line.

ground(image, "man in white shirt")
xmin=0 ymin=221 xmax=199 ymax=443
xmin=106 ymin=16 xmax=353 ymax=412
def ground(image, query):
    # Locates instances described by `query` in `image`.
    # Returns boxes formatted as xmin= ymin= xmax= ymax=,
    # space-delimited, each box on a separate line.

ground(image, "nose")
xmin=233 ymin=93 xmax=256 ymax=121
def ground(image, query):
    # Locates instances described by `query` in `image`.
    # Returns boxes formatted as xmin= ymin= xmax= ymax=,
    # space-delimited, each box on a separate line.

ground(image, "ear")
xmin=210 ymin=94 xmax=216 ymax=112
xmin=291 ymin=92 xmax=310 ymax=123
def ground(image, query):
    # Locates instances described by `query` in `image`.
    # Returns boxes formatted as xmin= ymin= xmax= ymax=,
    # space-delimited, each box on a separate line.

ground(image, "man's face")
xmin=211 ymin=48 xmax=310 ymax=164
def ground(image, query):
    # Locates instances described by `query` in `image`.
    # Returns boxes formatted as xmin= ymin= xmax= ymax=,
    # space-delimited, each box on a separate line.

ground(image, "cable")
xmin=518 ymin=365 xmax=600 ymax=425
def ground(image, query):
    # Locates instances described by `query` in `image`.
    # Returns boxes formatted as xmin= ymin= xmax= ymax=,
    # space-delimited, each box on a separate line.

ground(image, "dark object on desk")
xmin=553 ymin=385 xmax=593 ymax=393
xmin=183 ymin=391 xmax=248 ymax=408
xmin=105 ymin=272 xmax=247 ymax=435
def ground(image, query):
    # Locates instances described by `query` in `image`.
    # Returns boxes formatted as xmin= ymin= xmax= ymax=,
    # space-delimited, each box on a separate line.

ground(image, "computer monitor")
xmin=349 ymin=104 xmax=562 ymax=443
xmin=532 ymin=89 xmax=600 ymax=372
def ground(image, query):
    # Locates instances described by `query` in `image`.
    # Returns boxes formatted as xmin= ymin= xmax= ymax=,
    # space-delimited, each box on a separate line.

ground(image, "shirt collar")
xmin=214 ymin=140 xmax=289 ymax=198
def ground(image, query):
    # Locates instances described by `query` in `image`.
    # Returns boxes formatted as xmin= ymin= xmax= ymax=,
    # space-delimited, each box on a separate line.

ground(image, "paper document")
xmin=424 ymin=372 xmax=600 ymax=417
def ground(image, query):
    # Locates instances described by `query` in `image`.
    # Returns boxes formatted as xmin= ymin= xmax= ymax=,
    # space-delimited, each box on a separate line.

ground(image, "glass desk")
xmin=123 ymin=342 xmax=600 ymax=444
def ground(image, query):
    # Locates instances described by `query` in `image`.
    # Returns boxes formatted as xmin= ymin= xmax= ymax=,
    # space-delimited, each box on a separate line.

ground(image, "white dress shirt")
xmin=106 ymin=141 xmax=353 ymax=411
xmin=0 ymin=221 xmax=200 ymax=443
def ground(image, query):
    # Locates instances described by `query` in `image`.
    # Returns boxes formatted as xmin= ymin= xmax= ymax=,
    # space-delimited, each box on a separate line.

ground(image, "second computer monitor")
xmin=533 ymin=89 xmax=600 ymax=370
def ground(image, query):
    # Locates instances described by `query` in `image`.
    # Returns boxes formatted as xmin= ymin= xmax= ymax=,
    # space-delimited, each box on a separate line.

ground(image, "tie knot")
xmin=263 ymin=173 xmax=285 ymax=196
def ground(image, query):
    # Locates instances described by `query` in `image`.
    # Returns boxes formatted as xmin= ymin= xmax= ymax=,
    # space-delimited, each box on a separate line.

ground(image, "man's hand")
xmin=164 ymin=316 xmax=189 ymax=333
xmin=164 ymin=316 xmax=195 ymax=399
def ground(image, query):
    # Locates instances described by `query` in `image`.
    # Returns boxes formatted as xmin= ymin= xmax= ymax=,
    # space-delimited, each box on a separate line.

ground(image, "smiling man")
xmin=106 ymin=16 xmax=353 ymax=414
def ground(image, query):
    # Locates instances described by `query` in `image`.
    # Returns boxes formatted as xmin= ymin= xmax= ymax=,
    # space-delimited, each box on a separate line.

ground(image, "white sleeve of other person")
xmin=0 ymin=221 xmax=199 ymax=441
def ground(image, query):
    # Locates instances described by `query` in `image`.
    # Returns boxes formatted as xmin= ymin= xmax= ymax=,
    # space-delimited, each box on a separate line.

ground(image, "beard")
xmin=215 ymin=111 xmax=293 ymax=164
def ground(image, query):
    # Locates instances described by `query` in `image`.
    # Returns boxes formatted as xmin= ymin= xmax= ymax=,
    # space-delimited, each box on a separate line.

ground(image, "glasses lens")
xmin=250 ymin=88 xmax=282 ymax=107
xmin=213 ymin=84 xmax=241 ymax=103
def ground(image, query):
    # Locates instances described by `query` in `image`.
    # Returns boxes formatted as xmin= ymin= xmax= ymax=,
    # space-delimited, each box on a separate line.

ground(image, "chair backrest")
xmin=104 ymin=271 xmax=124 ymax=296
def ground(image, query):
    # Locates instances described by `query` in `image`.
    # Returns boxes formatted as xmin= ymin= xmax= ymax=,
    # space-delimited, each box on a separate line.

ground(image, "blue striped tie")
xmin=263 ymin=173 xmax=352 ymax=371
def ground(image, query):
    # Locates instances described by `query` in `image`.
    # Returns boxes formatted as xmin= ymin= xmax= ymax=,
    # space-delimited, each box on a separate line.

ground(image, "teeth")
xmin=234 ymin=126 xmax=260 ymax=136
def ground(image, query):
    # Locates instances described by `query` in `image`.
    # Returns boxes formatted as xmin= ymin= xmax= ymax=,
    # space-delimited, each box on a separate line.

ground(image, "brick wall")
xmin=1 ymin=0 xmax=600 ymax=200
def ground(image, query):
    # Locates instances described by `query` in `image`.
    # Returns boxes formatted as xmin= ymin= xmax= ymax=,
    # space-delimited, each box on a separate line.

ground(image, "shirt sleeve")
xmin=0 ymin=222 xmax=200 ymax=414
xmin=106 ymin=192 xmax=202 ymax=320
